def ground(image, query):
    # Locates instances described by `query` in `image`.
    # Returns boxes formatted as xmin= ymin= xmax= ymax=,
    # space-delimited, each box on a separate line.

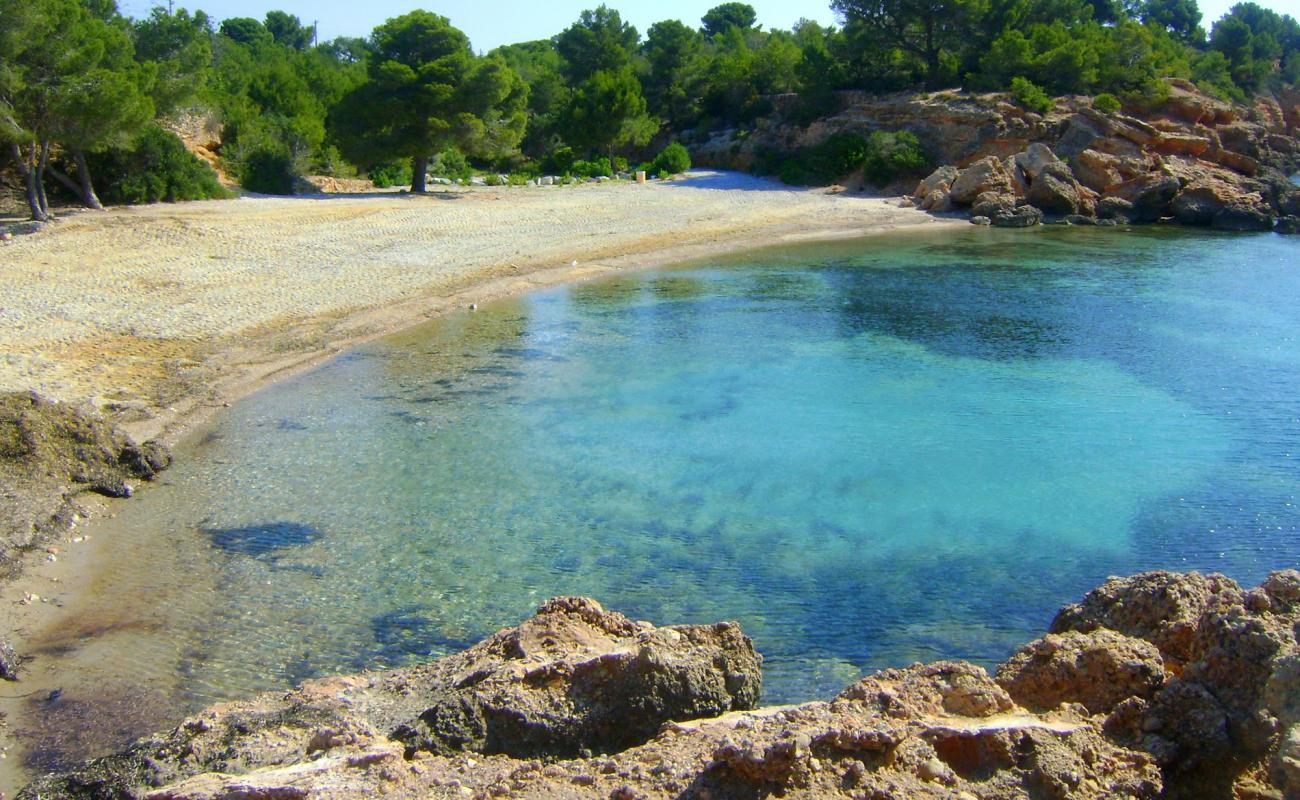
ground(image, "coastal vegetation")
xmin=0 ymin=0 xmax=1297 ymax=218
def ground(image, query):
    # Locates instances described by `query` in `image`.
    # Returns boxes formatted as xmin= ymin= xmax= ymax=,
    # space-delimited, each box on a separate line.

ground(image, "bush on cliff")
xmin=84 ymin=126 xmax=230 ymax=205
xmin=1011 ymin=77 xmax=1054 ymax=114
xmin=1092 ymin=92 xmax=1121 ymax=113
xmin=775 ymin=130 xmax=928 ymax=187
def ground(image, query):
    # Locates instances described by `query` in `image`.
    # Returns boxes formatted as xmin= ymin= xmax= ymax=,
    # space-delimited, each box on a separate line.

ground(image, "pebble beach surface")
xmin=0 ymin=171 xmax=948 ymax=440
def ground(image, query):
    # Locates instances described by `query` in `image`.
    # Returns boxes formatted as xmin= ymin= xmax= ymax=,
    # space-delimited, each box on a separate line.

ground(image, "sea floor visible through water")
xmin=4 ymin=224 xmax=1299 ymax=789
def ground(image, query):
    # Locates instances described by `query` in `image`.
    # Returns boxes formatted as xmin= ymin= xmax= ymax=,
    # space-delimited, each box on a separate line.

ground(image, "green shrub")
xmin=861 ymin=131 xmax=930 ymax=187
xmin=312 ymin=145 xmax=354 ymax=178
xmin=778 ymin=132 xmax=869 ymax=186
xmin=240 ymin=148 xmax=297 ymax=194
xmin=777 ymin=158 xmax=815 ymax=186
xmin=1092 ymin=93 xmax=1121 ymax=114
xmin=1010 ymin=77 xmax=1054 ymax=114
xmin=429 ymin=148 xmax=471 ymax=181
xmin=484 ymin=173 xmax=504 ymax=186
xmin=540 ymin=146 xmax=576 ymax=176
xmin=369 ymin=160 xmax=412 ymax=188
xmin=572 ymin=158 xmax=612 ymax=179
xmin=651 ymin=142 xmax=691 ymax=175
xmin=84 ymin=125 xmax=230 ymax=205
xmin=508 ymin=172 xmax=532 ymax=186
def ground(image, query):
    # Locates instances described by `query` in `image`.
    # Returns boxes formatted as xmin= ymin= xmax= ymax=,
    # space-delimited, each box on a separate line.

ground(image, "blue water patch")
xmin=106 ymin=226 xmax=1300 ymax=705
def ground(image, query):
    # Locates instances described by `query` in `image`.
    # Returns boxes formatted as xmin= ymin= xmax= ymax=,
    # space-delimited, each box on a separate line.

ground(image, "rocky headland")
xmin=18 ymin=569 xmax=1300 ymax=800
xmin=696 ymin=80 xmax=1300 ymax=231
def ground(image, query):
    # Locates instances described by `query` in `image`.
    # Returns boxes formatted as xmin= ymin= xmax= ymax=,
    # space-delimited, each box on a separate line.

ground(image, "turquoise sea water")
xmin=28 ymin=226 xmax=1300 ymax=728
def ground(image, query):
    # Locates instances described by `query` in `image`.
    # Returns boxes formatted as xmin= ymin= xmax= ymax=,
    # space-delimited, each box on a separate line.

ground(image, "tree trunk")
xmin=73 ymin=150 xmax=104 ymax=210
xmin=411 ymin=154 xmax=428 ymax=193
xmin=48 ymin=166 xmax=80 ymax=195
xmin=10 ymin=142 xmax=49 ymax=223
xmin=34 ymin=140 xmax=51 ymax=216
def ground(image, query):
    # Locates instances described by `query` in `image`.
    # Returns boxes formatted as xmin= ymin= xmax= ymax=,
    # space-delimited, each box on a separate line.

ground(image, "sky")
xmin=116 ymin=0 xmax=1298 ymax=53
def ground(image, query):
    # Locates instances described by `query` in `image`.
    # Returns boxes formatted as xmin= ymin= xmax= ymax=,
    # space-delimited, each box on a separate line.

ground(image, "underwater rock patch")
xmin=200 ymin=521 xmax=324 ymax=559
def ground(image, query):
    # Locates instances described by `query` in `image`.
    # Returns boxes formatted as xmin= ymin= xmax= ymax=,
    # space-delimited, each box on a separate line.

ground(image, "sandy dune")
xmin=0 ymin=172 xmax=950 ymax=440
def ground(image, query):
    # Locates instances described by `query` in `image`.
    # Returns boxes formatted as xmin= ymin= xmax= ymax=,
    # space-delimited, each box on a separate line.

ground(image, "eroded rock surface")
xmin=696 ymin=81 xmax=1300 ymax=230
xmin=0 ymin=391 xmax=170 ymax=572
xmin=18 ymin=597 xmax=761 ymax=799
xmin=1013 ymin=569 xmax=1300 ymax=799
xmin=21 ymin=572 xmax=1300 ymax=800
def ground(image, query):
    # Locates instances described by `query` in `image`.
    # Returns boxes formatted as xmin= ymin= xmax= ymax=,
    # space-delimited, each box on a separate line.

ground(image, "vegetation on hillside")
xmin=1 ymin=0 xmax=1297 ymax=218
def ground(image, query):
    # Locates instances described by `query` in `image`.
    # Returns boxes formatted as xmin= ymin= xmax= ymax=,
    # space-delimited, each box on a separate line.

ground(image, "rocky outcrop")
xmin=997 ymin=629 xmax=1167 ymax=715
xmin=23 ymin=572 xmax=1300 ymax=800
xmin=0 ymin=392 xmax=170 ymax=573
xmin=1011 ymin=569 xmax=1300 ymax=799
xmin=20 ymin=596 xmax=762 ymax=799
xmin=696 ymin=81 xmax=1300 ymax=231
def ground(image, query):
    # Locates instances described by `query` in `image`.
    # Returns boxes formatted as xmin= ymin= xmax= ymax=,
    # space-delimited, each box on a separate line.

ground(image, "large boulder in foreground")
xmin=94 ymin=663 xmax=1166 ymax=800
xmin=997 ymin=629 xmax=1167 ymax=714
xmin=24 ymin=572 xmax=1300 ymax=800
xmin=1043 ymin=570 xmax=1300 ymax=798
xmin=19 ymin=597 xmax=761 ymax=799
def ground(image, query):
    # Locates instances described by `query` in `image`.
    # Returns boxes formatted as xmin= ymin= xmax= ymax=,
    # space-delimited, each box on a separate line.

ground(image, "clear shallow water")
xmin=16 ymin=226 xmax=1300 ymax=767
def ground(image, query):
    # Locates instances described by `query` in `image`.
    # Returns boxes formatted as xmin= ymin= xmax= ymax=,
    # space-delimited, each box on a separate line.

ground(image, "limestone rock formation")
xmin=698 ymin=82 xmax=1300 ymax=231
xmin=949 ymin=156 xmax=1014 ymax=205
xmin=1042 ymin=570 xmax=1300 ymax=799
xmin=1026 ymin=161 xmax=1084 ymax=215
xmin=997 ymin=629 xmax=1166 ymax=715
xmin=19 ymin=596 xmax=762 ymax=799
xmin=0 ymin=392 xmax=170 ymax=570
xmin=20 ymin=572 xmax=1300 ymax=800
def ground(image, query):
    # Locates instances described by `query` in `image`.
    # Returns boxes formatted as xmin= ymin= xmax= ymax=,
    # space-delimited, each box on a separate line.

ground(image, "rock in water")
xmin=990 ymin=204 xmax=1044 ymax=227
xmin=1119 ymin=174 xmax=1182 ymax=221
xmin=1097 ymin=196 xmax=1137 ymax=223
xmin=0 ymin=638 xmax=19 ymax=680
xmin=1212 ymin=205 xmax=1275 ymax=231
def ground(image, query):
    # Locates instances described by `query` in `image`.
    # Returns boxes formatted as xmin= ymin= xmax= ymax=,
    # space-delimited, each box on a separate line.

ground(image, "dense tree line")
xmin=1 ymin=0 xmax=1297 ymax=219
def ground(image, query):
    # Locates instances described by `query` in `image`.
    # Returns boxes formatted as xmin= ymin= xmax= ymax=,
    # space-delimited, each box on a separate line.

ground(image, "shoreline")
xmin=0 ymin=174 xmax=960 ymax=793
xmin=122 ymin=211 xmax=961 ymax=452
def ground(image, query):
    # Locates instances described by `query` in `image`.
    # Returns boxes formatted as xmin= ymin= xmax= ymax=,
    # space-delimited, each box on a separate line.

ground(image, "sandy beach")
xmin=0 ymin=172 xmax=951 ymax=444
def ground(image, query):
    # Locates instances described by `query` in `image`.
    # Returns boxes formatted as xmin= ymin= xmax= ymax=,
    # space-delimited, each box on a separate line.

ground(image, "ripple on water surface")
xmin=17 ymin=225 xmax=1300 ymax=773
